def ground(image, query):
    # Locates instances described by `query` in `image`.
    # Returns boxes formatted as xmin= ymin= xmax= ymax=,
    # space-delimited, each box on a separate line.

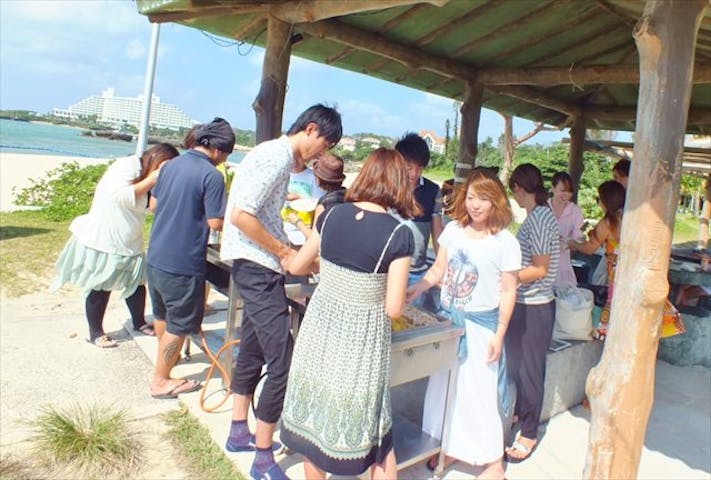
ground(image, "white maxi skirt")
xmin=422 ymin=320 xmax=503 ymax=466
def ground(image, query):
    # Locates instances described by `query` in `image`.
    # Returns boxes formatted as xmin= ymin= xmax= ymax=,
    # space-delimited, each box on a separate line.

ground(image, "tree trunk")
xmin=699 ymin=174 xmax=711 ymax=250
xmin=500 ymin=114 xmax=515 ymax=186
xmin=456 ymin=81 xmax=483 ymax=184
xmin=569 ymin=115 xmax=586 ymax=203
xmin=584 ymin=1 xmax=707 ymax=479
xmin=253 ymin=16 xmax=292 ymax=143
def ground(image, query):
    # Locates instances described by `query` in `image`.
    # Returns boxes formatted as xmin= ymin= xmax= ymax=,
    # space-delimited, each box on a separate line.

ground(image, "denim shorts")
xmin=146 ymin=265 xmax=205 ymax=336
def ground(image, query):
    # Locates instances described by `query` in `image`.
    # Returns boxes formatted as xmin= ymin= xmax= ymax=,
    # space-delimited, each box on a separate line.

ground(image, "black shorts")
xmin=146 ymin=265 xmax=205 ymax=336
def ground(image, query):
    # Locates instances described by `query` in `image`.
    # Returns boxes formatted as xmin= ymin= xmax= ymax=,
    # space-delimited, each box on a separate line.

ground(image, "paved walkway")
xmin=6 ymin=287 xmax=705 ymax=479
xmin=131 ymin=292 xmax=710 ymax=480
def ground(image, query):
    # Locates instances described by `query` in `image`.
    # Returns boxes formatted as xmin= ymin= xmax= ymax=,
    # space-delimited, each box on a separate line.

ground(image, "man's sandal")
xmin=137 ymin=324 xmax=156 ymax=336
xmin=87 ymin=335 xmax=118 ymax=348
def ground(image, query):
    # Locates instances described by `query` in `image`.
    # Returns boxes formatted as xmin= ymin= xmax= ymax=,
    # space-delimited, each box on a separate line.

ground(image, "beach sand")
xmin=0 ymin=153 xmax=109 ymax=212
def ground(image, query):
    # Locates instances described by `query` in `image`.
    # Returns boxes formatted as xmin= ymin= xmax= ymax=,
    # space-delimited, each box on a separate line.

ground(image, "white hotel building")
xmin=52 ymin=88 xmax=196 ymax=130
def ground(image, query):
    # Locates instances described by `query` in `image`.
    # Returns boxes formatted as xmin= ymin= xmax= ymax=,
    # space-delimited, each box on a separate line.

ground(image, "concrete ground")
xmin=137 ymin=292 xmax=711 ymax=480
xmin=3 ymin=287 xmax=708 ymax=479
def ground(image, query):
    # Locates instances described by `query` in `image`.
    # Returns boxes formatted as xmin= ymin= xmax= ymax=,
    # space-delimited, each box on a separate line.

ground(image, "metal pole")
xmin=135 ymin=23 xmax=160 ymax=156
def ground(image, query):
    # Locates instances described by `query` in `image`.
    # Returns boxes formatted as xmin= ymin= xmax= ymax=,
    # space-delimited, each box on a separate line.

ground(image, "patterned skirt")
xmin=52 ymin=235 xmax=145 ymax=298
xmin=280 ymin=260 xmax=393 ymax=475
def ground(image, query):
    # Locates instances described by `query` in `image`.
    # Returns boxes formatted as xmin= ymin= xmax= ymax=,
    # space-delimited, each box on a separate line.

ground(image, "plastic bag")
xmin=553 ymin=285 xmax=594 ymax=341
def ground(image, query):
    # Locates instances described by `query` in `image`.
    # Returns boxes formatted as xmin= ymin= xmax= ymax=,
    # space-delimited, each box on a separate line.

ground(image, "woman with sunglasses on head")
xmin=569 ymin=180 xmax=626 ymax=339
xmin=409 ymin=167 xmax=520 ymax=478
xmin=505 ymin=163 xmax=560 ymax=462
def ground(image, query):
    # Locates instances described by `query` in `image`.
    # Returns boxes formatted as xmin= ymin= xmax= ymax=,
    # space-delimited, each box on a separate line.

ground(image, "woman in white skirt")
xmin=408 ymin=167 xmax=520 ymax=478
xmin=53 ymin=143 xmax=179 ymax=347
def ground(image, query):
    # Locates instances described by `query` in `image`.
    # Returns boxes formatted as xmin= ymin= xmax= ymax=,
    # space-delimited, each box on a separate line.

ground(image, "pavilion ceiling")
xmin=137 ymin=0 xmax=711 ymax=134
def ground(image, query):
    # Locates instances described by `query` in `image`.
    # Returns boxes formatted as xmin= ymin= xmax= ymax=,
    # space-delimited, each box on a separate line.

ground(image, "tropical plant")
xmin=13 ymin=161 xmax=110 ymax=221
xmin=30 ymin=404 xmax=140 ymax=477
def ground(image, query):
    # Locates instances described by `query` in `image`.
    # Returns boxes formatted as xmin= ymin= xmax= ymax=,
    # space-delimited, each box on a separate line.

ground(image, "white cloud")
xmin=125 ymin=39 xmax=146 ymax=60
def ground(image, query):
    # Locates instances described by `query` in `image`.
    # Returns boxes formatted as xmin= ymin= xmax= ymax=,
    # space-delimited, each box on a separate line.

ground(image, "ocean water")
xmin=0 ymin=118 xmax=245 ymax=162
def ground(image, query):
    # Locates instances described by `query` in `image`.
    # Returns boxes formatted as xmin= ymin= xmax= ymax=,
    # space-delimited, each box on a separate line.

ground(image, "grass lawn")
xmin=0 ymin=211 xmax=71 ymax=297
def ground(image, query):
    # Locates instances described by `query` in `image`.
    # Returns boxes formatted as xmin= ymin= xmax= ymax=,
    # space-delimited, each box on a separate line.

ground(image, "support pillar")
xmin=569 ymin=114 xmax=586 ymax=203
xmin=253 ymin=16 xmax=292 ymax=143
xmin=456 ymin=81 xmax=483 ymax=185
xmin=584 ymin=1 xmax=707 ymax=478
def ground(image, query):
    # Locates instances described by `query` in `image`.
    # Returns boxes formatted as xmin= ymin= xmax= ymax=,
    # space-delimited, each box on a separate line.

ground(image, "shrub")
xmin=30 ymin=404 xmax=140 ymax=477
xmin=13 ymin=161 xmax=110 ymax=221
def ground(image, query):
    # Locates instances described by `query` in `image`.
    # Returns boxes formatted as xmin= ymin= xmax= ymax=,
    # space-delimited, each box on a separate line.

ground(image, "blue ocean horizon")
xmin=0 ymin=119 xmax=245 ymax=163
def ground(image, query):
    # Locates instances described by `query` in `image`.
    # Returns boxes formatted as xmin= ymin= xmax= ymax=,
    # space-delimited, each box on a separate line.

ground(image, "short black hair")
xmin=395 ymin=132 xmax=430 ymax=168
xmin=613 ymin=159 xmax=631 ymax=177
xmin=286 ymin=104 xmax=342 ymax=146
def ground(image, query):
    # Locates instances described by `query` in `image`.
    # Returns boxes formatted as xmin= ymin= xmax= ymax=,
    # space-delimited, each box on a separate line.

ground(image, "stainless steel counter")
xmin=205 ymin=245 xmax=463 ymax=474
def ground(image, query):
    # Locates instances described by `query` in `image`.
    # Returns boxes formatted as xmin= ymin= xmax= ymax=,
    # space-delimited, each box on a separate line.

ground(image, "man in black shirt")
xmin=395 ymin=132 xmax=443 ymax=311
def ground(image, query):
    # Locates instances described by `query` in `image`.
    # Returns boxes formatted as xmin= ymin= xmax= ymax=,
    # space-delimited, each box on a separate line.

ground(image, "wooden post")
xmin=456 ymin=81 xmax=483 ymax=184
xmin=568 ymin=114 xmax=586 ymax=203
xmin=584 ymin=1 xmax=707 ymax=479
xmin=253 ymin=16 xmax=292 ymax=143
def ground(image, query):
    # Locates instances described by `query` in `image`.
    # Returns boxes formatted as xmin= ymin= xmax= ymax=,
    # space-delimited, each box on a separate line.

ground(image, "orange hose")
xmin=198 ymin=333 xmax=241 ymax=413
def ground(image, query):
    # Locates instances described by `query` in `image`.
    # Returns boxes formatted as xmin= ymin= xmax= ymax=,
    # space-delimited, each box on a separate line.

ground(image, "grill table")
xmin=205 ymin=245 xmax=463 ymax=474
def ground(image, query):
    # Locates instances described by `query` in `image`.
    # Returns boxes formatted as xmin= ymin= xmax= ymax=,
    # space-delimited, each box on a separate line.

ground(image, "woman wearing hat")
xmin=288 ymin=153 xmax=347 ymax=238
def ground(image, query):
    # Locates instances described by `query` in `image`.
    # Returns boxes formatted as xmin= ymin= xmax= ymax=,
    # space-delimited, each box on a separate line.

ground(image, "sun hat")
xmin=312 ymin=154 xmax=345 ymax=183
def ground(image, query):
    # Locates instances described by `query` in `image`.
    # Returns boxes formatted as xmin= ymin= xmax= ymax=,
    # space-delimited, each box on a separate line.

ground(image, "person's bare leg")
xmin=303 ymin=458 xmax=326 ymax=480
xmin=232 ymin=392 xmax=252 ymax=421
xmin=371 ymin=449 xmax=397 ymax=480
xmin=479 ymin=458 xmax=505 ymax=479
xmin=150 ymin=329 xmax=187 ymax=394
xmin=254 ymin=419 xmax=277 ymax=450
xmin=154 ymin=318 xmax=167 ymax=339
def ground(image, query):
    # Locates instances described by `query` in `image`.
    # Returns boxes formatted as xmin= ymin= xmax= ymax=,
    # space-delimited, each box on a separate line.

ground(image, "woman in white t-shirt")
xmin=52 ymin=144 xmax=179 ymax=348
xmin=408 ymin=167 xmax=521 ymax=478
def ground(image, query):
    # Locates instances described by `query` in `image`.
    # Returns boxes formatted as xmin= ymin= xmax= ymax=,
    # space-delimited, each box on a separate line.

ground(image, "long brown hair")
xmin=345 ymin=148 xmax=421 ymax=218
xmin=597 ymin=180 xmax=625 ymax=231
xmin=133 ymin=143 xmax=179 ymax=184
xmin=509 ymin=163 xmax=548 ymax=206
xmin=451 ymin=167 xmax=513 ymax=233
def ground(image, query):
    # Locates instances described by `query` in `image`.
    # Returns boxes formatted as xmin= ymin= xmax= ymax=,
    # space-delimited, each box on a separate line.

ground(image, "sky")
xmin=1 ymin=0 xmax=578 ymax=144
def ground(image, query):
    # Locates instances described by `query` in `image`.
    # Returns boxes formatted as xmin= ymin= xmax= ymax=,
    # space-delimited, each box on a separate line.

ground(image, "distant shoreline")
xmin=0 ymin=152 xmax=109 ymax=212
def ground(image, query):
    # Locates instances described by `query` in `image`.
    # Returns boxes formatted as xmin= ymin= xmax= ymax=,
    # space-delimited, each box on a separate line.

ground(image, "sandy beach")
xmin=0 ymin=153 xmax=110 ymax=212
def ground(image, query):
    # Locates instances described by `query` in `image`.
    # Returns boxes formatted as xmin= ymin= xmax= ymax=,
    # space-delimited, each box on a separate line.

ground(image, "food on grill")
xmin=390 ymin=305 xmax=441 ymax=331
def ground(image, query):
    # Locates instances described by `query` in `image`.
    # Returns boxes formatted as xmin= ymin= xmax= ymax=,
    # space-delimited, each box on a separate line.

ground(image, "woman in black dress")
xmin=281 ymin=148 xmax=419 ymax=480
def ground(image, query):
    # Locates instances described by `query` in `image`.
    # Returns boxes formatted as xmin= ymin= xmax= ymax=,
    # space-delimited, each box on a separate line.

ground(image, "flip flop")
xmin=136 ymin=324 xmax=156 ymax=336
xmin=87 ymin=335 xmax=118 ymax=348
xmin=505 ymin=438 xmax=537 ymax=463
xmin=151 ymin=379 xmax=201 ymax=399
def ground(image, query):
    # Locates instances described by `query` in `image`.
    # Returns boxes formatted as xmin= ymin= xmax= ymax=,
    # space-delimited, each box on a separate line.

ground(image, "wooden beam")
xmin=326 ymin=47 xmax=356 ymax=65
xmin=148 ymin=5 xmax=262 ymax=23
xmin=585 ymin=105 xmax=711 ymax=124
xmin=297 ymin=19 xmax=478 ymax=79
xmin=380 ymin=3 xmax=433 ymax=31
xmin=416 ymin=0 xmax=501 ymax=48
xmin=528 ymin=23 xmax=628 ymax=66
xmin=489 ymin=85 xmax=582 ymax=117
xmin=253 ymin=16 xmax=292 ymax=143
xmin=270 ymin=0 xmax=448 ymax=24
xmin=479 ymin=63 xmax=711 ymax=85
xmin=233 ymin=15 xmax=267 ymax=42
xmin=480 ymin=6 xmax=602 ymax=65
xmin=584 ymin=1 xmax=708 ymax=479
xmin=451 ymin=0 xmax=555 ymax=57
